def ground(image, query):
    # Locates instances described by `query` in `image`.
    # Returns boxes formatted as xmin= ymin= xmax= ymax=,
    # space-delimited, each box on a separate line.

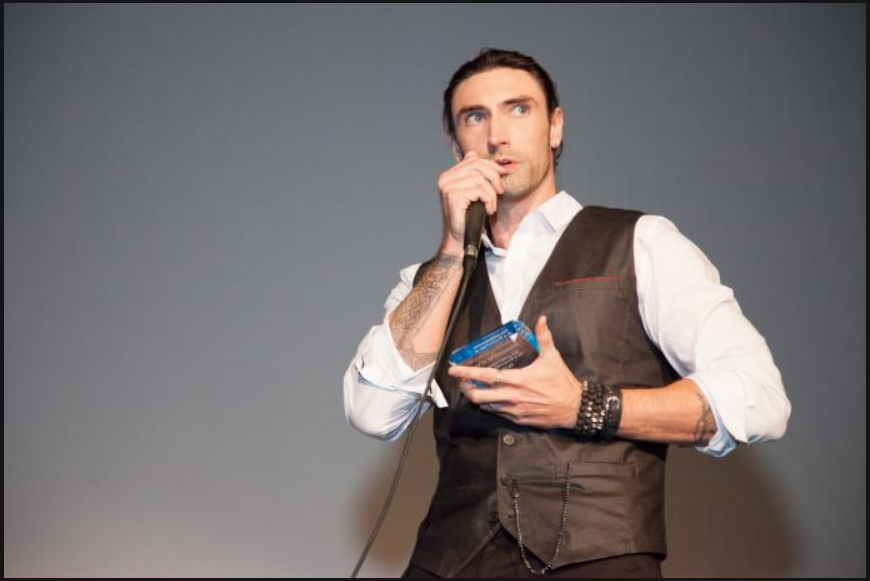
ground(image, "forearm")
xmin=616 ymin=378 xmax=717 ymax=446
xmin=388 ymin=249 xmax=463 ymax=371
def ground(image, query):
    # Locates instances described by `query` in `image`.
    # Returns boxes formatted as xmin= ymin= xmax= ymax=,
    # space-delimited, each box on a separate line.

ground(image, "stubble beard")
xmin=500 ymin=151 xmax=551 ymax=202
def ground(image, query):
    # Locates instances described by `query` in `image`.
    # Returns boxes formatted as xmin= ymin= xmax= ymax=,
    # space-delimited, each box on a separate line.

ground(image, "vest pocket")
xmin=502 ymin=460 xmax=635 ymax=563
xmin=534 ymin=278 xmax=628 ymax=365
xmin=551 ymin=276 xmax=621 ymax=292
xmin=537 ymin=277 xmax=622 ymax=306
xmin=568 ymin=460 xmax=638 ymax=477
xmin=509 ymin=458 xmax=637 ymax=483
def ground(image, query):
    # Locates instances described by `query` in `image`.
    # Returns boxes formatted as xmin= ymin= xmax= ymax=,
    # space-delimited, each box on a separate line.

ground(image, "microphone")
xmin=463 ymin=200 xmax=486 ymax=261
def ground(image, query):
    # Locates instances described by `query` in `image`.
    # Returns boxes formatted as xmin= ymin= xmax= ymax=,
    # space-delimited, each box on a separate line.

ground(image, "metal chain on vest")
xmin=511 ymin=462 xmax=573 ymax=575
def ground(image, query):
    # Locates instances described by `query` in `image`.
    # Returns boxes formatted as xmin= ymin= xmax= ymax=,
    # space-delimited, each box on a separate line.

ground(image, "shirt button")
xmin=502 ymin=433 xmax=516 ymax=446
xmin=487 ymin=511 xmax=499 ymax=524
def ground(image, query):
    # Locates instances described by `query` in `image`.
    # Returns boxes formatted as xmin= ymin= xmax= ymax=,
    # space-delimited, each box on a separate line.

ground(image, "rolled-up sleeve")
xmin=635 ymin=215 xmax=791 ymax=457
xmin=343 ymin=263 xmax=448 ymax=442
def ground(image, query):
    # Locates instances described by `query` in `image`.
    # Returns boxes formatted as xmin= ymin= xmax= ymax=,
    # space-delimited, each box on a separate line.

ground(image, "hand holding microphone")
xmin=437 ymin=150 xmax=510 ymax=258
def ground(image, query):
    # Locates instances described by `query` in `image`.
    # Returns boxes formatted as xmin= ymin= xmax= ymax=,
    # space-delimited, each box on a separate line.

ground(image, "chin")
xmin=501 ymin=187 xmax=532 ymax=202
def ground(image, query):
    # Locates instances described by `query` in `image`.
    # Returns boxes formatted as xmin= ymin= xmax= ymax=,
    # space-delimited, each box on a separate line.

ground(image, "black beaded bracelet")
xmin=575 ymin=380 xmax=623 ymax=441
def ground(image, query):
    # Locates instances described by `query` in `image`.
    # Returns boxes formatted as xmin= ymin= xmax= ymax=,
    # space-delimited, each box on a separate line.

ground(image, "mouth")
xmin=495 ymin=158 xmax=520 ymax=172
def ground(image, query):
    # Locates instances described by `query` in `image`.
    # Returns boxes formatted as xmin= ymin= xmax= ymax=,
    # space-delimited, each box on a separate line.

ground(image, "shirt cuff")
xmin=685 ymin=373 xmax=738 ymax=457
xmin=356 ymin=309 xmax=449 ymax=408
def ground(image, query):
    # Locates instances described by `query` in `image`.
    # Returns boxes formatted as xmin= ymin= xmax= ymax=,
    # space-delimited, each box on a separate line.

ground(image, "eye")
xmin=466 ymin=111 xmax=484 ymax=124
xmin=512 ymin=103 xmax=529 ymax=115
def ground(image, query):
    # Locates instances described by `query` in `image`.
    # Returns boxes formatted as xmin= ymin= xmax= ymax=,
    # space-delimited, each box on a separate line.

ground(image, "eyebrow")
xmin=455 ymin=95 xmax=536 ymax=121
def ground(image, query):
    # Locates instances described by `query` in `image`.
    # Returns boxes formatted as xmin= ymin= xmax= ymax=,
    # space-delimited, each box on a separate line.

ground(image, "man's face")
xmin=450 ymin=67 xmax=563 ymax=202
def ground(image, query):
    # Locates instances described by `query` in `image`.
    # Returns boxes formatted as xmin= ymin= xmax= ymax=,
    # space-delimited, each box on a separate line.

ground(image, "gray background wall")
xmin=4 ymin=4 xmax=864 ymax=577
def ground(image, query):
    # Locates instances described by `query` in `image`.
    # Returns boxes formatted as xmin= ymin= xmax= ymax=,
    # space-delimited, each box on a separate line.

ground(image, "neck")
xmin=487 ymin=171 xmax=558 ymax=251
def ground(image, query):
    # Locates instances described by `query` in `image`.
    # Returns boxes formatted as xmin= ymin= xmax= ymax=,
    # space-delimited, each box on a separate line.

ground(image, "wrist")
xmin=439 ymin=239 xmax=464 ymax=257
xmin=563 ymin=378 xmax=584 ymax=429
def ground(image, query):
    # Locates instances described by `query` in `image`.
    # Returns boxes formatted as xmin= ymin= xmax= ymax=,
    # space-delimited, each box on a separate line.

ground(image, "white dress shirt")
xmin=343 ymin=191 xmax=791 ymax=457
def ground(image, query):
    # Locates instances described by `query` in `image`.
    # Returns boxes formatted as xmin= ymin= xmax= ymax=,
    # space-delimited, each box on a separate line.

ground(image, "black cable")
xmin=350 ymin=253 xmax=478 ymax=578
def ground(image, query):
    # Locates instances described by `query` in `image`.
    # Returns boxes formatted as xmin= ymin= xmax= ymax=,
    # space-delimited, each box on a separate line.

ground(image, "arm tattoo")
xmin=693 ymin=388 xmax=716 ymax=445
xmin=389 ymin=253 xmax=462 ymax=371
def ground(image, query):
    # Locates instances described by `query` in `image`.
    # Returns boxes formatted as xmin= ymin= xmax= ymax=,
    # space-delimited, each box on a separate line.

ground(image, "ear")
xmin=549 ymin=107 xmax=564 ymax=150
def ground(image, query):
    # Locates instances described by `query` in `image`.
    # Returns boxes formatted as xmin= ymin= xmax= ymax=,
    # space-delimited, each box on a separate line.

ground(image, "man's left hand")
xmin=447 ymin=315 xmax=582 ymax=430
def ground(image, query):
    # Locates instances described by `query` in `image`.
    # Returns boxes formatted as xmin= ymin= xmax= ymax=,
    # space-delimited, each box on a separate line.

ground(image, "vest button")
xmin=502 ymin=433 xmax=516 ymax=446
xmin=501 ymin=474 xmax=511 ymax=485
xmin=487 ymin=511 xmax=499 ymax=524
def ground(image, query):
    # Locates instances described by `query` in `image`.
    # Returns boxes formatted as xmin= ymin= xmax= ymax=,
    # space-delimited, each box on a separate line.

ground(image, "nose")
xmin=487 ymin=115 xmax=509 ymax=153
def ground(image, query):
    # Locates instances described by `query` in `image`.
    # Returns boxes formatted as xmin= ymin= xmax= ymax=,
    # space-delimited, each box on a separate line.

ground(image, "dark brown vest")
xmin=407 ymin=205 xmax=680 ymax=577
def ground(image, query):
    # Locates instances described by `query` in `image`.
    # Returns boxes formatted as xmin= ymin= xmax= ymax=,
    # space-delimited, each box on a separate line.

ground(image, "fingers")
xmin=469 ymin=164 xmax=506 ymax=195
xmin=438 ymin=148 xmax=512 ymax=247
xmin=444 ymin=176 xmax=499 ymax=215
xmin=441 ymin=158 xmax=507 ymax=195
xmin=458 ymin=381 xmax=516 ymax=406
xmin=453 ymin=150 xmax=511 ymax=179
xmin=448 ymin=364 xmax=519 ymax=385
xmin=460 ymin=152 xmax=510 ymax=185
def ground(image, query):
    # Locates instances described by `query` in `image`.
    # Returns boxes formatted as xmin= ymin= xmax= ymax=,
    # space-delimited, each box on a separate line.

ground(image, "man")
xmin=343 ymin=48 xmax=791 ymax=578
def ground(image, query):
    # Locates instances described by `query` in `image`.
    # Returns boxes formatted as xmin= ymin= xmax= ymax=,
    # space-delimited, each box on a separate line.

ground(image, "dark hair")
xmin=442 ymin=48 xmax=563 ymax=169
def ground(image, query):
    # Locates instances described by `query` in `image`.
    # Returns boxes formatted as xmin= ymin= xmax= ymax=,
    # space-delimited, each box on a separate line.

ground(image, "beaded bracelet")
xmin=575 ymin=379 xmax=623 ymax=441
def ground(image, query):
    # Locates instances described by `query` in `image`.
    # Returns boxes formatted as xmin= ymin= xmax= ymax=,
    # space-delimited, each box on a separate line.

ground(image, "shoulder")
xmin=579 ymin=206 xmax=683 ymax=234
xmin=633 ymin=213 xmax=721 ymax=282
xmin=635 ymin=213 xmax=681 ymax=239
xmin=579 ymin=204 xmax=647 ymax=225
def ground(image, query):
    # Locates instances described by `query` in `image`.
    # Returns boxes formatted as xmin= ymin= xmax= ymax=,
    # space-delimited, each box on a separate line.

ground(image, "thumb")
xmin=535 ymin=315 xmax=555 ymax=351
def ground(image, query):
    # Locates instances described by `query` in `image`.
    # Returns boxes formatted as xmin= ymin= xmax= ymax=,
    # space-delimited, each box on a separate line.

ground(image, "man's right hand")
xmin=438 ymin=150 xmax=510 ymax=255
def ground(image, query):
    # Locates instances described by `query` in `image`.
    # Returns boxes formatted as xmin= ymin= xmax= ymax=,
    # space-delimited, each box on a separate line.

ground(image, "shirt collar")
xmin=481 ymin=190 xmax=582 ymax=251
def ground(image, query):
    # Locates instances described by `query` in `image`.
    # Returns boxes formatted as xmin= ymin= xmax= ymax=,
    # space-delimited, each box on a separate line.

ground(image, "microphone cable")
xmin=350 ymin=209 xmax=484 ymax=578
